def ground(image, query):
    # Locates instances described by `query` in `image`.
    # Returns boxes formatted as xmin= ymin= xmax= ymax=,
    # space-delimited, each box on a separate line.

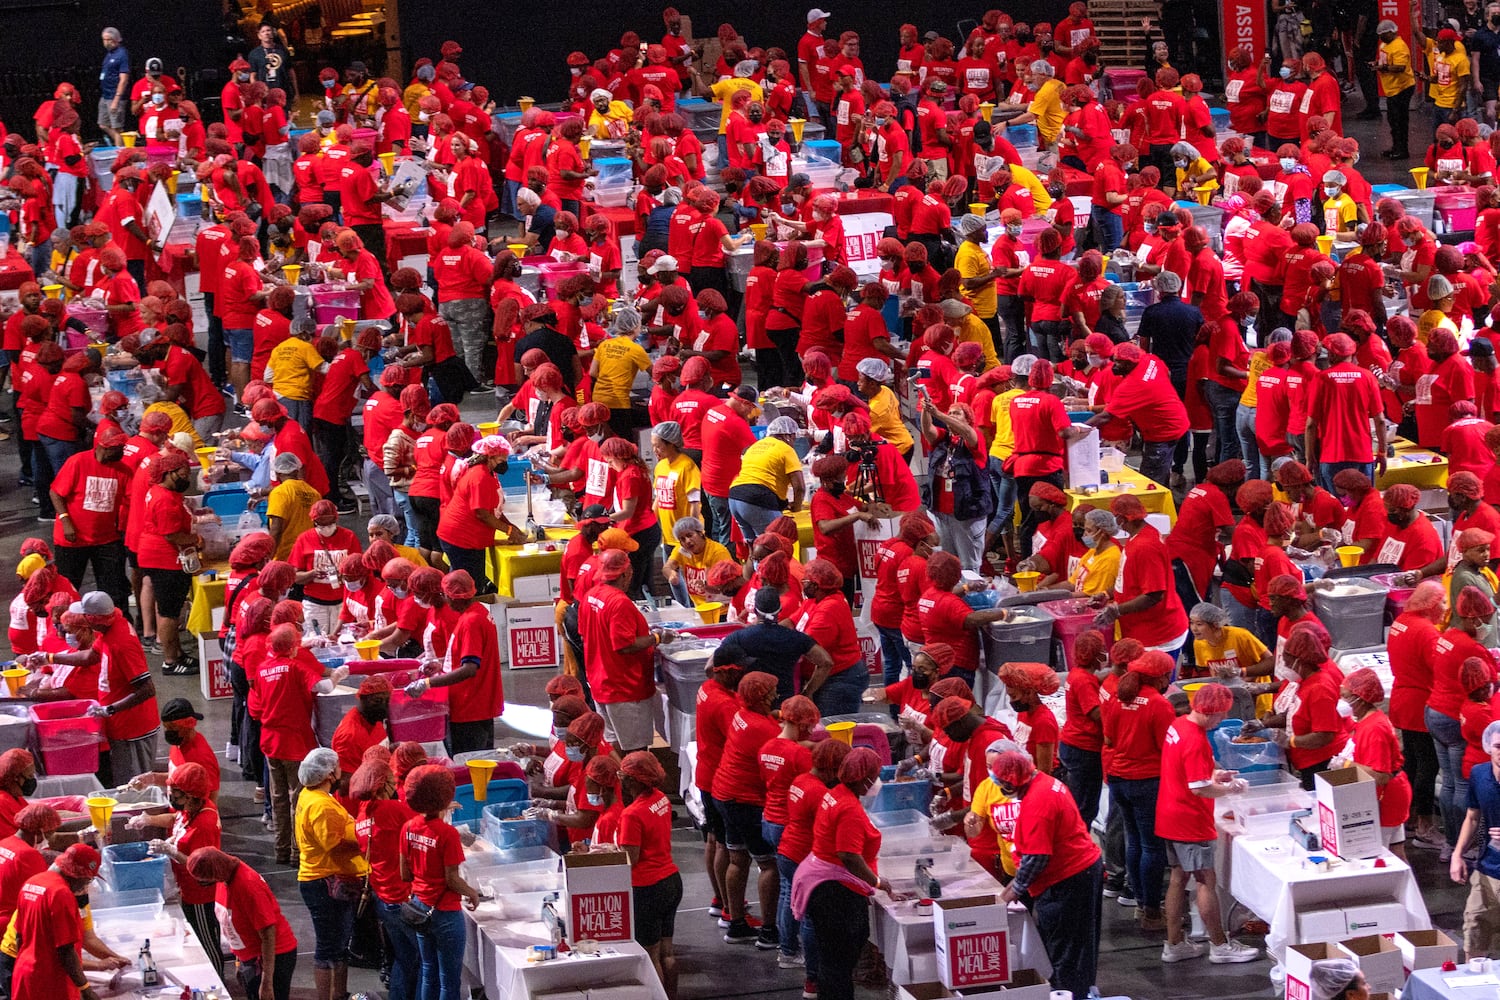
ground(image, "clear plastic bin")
xmin=481 ymin=801 xmax=560 ymax=852
xmin=1388 ymin=189 xmax=1436 ymax=229
xmin=868 ymin=809 xmax=932 ymax=846
xmin=593 ymin=157 xmax=632 ymax=187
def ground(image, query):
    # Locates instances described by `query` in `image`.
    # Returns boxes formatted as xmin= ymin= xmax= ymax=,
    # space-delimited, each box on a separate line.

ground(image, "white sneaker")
xmin=1209 ymin=940 xmax=1260 ymax=964
xmin=225 ymin=742 xmax=239 ymax=764
xmin=1161 ymin=940 xmax=1207 ymax=963
xmin=777 ymin=952 xmax=805 ymax=969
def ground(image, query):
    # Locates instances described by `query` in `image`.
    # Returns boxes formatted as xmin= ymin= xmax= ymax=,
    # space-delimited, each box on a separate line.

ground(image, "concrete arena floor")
xmin=0 ymin=98 xmax=1475 ymax=1000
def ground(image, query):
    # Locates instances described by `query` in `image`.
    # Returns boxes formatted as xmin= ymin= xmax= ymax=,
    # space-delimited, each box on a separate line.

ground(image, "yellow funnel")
xmin=355 ymin=639 xmax=381 ymax=661
xmin=979 ymin=102 xmax=995 ymax=123
xmin=518 ymin=96 xmax=535 ymax=112
xmin=42 ymin=284 xmax=63 ymax=299
xmin=969 ymin=203 xmax=988 ymax=217
xmin=749 ymin=222 xmax=767 ymax=241
xmin=477 ymin=421 xmax=500 ymax=437
xmin=86 ymin=796 xmax=117 ymax=833
xmin=1316 ymin=234 xmax=1334 ymax=256
xmin=507 ymin=243 xmax=529 ymax=257
xmin=789 ymin=117 xmax=807 ymax=143
xmin=121 ymin=132 xmax=137 ymax=148
xmin=339 ymin=316 xmax=356 ymax=341
xmin=379 ymin=151 xmax=396 ymax=175
xmin=166 ymin=171 xmax=180 ymax=196
xmin=1336 ymin=545 xmax=1363 ymax=568
xmin=1 ymin=668 xmax=26 ymax=696
xmin=826 ymin=721 xmax=855 ymax=745
xmin=1195 ymin=188 xmax=1213 ymax=206
xmin=195 ymin=446 xmax=217 ymax=471
xmin=695 ymin=601 xmax=725 ymax=624
xmin=1013 ymin=570 xmax=1040 ymax=592
xmin=1410 ymin=167 xmax=1429 ymax=190
xmin=467 ymin=759 xmax=498 ymax=800
xmin=282 ymin=264 xmax=302 ymax=285
xmin=89 ymin=342 xmax=109 ymax=355
xmin=578 ymin=136 xmax=591 ymax=158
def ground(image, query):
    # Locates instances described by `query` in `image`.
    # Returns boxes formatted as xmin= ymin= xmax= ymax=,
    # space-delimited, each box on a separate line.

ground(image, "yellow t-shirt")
xmin=957 ymin=313 xmax=1000 ymax=370
xmin=654 ymin=452 xmax=703 ymax=542
xmin=588 ymin=101 xmax=635 ymax=138
xmin=266 ymin=336 xmax=327 ymax=401
xmin=296 ymin=787 xmax=370 ymax=881
xmin=402 ymin=82 xmax=432 ymax=120
xmin=710 ymin=79 xmax=764 ymax=133
xmin=1417 ymin=309 xmax=1458 ymax=345
xmin=955 ymin=240 xmax=998 ymax=319
xmin=592 ymin=335 xmax=651 ymax=410
xmin=1425 ymin=40 xmax=1470 ymax=108
xmin=1027 ymin=79 xmax=1067 ymax=147
xmin=731 ymin=436 xmax=802 ymax=498
xmin=969 ymin=778 xmax=1019 ymax=876
xmin=395 ymin=544 xmax=428 ymax=567
xmin=868 ymin=386 xmax=913 ymax=453
xmin=1239 ymin=350 xmax=1274 ymax=407
xmin=1322 ymin=193 xmax=1359 ymax=235
xmin=1071 ymin=542 xmax=1121 ymax=595
xmin=144 ymin=401 xmax=204 ymax=449
xmin=669 ymin=538 xmax=732 ymax=599
xmin=988 ymin=388 xmax=1025 ymax=460
xmin=1194 ymin=625 xmax=1270 ymax=678
xmin=268 ymin=478 xmax=323 ymax=560
xmin=1177 ymin=156 xmax=1219 ymax=194
xmin=1009 ymin=164 xmax=1054 ymax=215
xmin=1377 ymin=38 xmax=1416 ymax=95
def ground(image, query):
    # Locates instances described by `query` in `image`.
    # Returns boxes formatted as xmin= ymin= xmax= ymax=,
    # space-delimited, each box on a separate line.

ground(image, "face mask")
xmin=316 ymin=524 xmax=337 ymax=538
xmin=586 ymin=792 xmax=606 ymax=807
xmin=1388 ymin=512 xmax=1409 ymax=527
xmin=876 ymin=117 xmax=888 ymax=127
xmin=1173 ymin=159 xmax=1188 ymax=169
xmin=419 ymin=110 xmax=430 ymax=122
xmin=912 ymin=672 xmax=931 ymax=689
xmin=1006 ymin=224 xmax=1023 ymax=238
xmin=362 ymin=701 xmax=389 ymax=723
xmin=1324 ymin=187 xmax=1340 ymax=198
xmin=163 ymin=730 xmax=184 ymax=746
xmin=803 ymin=582 xmax=819 ymax=600
xmin=18 ymin=776 xmax=36 ymax=796
xmin=151 ymin=93 xmax=166 ymax=106
xmin=169 ymin=794 xmax=189 ymax=811
xmin=1275 ymin=660 xmax=1300 ymax=682
xmin=323 ymin=79 xmax=337 ymax=89
xmin=414 ymin=598 xmax=432 ymax=609
xmin=1279 ymin=67 xmax=1292 ymax=79
xmin=1072 ymin=526 xmax=1087 ymax=543
xmin=572 ymin=68 xmax=582 ymax=76
xmin=565 ymin=745 xmax=586 ymax=762
xmin=826 ymin=482 xmax=846 ymax=498
xmin=1086 ymin=353 xmax=1104 ymax=367
xmin=1144 ymin=222 xmax=1157 ymax=235
xmin=65 ymin=633 xmax=82 ymax=649
xmin=390 ymin=586 xmax=408 ymax=599
xmin=1280 ymin=158 xmax=1296 ymax=172
xmin=1336 ymin=698 xmax=1355 ymax=719
xmin=346 ymin=579 xmax=364 ymax=592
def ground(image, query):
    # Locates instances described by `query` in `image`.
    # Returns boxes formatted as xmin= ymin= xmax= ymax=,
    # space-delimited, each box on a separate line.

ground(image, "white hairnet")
xmin=1010 ymin=354 xmax=1037 ymax=376
xmin=1309 ymin=958 xmax=1361 ymax=1000
xmin=298 ymin=747 xmax=340 ymax=787
xmin=1155 ymin=270 xmax=1184 ymax=295
xmin=767 ymin=416 xmax=800 ymax=437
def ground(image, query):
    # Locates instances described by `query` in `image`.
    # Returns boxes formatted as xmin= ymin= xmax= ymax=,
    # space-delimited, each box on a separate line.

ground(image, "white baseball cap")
xmin=647 ymin=254 xmax=679 ymax=274
xmin=807 ymin=8 xmax=832 ymax=22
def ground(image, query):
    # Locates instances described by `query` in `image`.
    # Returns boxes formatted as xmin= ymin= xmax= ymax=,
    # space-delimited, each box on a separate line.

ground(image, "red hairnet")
xmin=812 ymin=738 xmax=852 ymax=773
xmin=258 ymin=560 xmax=297 ymax=597
xmin=929 ymin=677 xmax=973 ymax=702
xmin=568 ymin=711 xmax=606 ymax=746
xmin=838 ymin=746 xmax=882 ymax=785
xmin=404 ymin=763 xmax=456 ymax=815
xmin=804 ymin=557 xmax=844 ymax=591
xmin=738 ymin=671 xmax=779 ymax=709
xmin=1344 ymin=667 xmax=1384 ymax=704
xmin=780 ymin=695 xmax=820 ymax=729
xmin=619 ymin=750 xmax=666 ymax=787
xmin=989 ymin=749 xmax=1036 ymax=787
xmin=1129 ymin=650 xmax=1175 ymax=679
xmin=1462 ymin=656 xmax=1494 ymax=693
xmin=930 ymin=696 xmax=974 ymax=729
xmin=926 ymin=551 xmax=963 ymax=591
xmin=1458 ymin=585 xmax=1496 ymax=618
xmin=998 ymin=662 xmax=1061 ymax=697
xmin=1284 ymin=621 xmax=1331 ymax=663
xmin=167 ymin=762 xmax=213 ymax=800
xmin=1191 ymin=683 xmax=1234 ymax=715
xmin=921 ymin=642 xmax=956 ymax=672
xmin=350 ymin=759 xmax=394 ymax=801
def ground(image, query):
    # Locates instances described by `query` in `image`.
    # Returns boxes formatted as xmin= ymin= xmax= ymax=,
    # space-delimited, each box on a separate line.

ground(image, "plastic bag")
xmin=1210 ymin=726 xmax=1286 ymax=770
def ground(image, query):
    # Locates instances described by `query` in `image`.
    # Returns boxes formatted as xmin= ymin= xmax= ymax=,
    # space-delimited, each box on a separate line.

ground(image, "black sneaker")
xmin=723 ymin=920 xmax=758 ymax=944
xmin=336 ymin=499 xmax=358 ymax=515
xmin=36 ymin=514 xmax=54 ymax=523
xmin=163 ymin=659 xmax=201 ymax=677
xmin=755 ymin=926 xmax=780 ymax=951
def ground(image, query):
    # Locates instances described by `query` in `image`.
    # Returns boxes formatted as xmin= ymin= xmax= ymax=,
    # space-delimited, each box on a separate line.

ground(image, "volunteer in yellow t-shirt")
xmin=265 ymin=327 xmax=330 ymax=425
xmin=590 ymin=319 xmax=652 ymax=418
xmin=1415 ymin=18 xmax=1471 ymax=119
xmin=266 ymin=453 xmax=323 ymax=560
xmin=1375 ymin=21 xmax=1416 ymax=164
xmin=665 ymin=516 xmax=732 ymax=605
xmin=1320 ymin=170 xmax=1363 ymax=241
xmin=1072 ymin=509 xmax=1123 ymax=596
xmin=728 ymin=417 xmax=806 ymax=539
xmin=856 ymin=361 xmax=914 ymax=456
xmin=966 ymin=747 xmax=1023 ymax=877
xmin=651 ymin=421 xmax=702 ymax=544
xmin=1002 ymin=63 xmax=1067 ymax=149
xmin=1188 ymin=602 xmax=1274 ymax=680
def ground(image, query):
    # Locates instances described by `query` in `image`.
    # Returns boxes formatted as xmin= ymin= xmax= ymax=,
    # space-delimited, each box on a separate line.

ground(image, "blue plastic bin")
xmin=498 ymin=457 xmax=533 ymax=491
xmin=1209 ymin=107 xmax=1231 ymax=130
xmin=103 ymin=842 xmax=167 ymax=892
xmin=803 ymin=139 xmax=843 ymax=163
xmin=867 ymin=778 xmax=932 ymax=815
xmin=200 ymin=486 xmax=251 ymax=520
xmin=450 ymin=777 xmax=528 ymax=827
xmin=104 ymin=369 xmax=147 ymax=396
xmin=1006 ymin=123 xmax=1038 ymax=147
xmin=481 ymin=802 xmax=561 ymax=851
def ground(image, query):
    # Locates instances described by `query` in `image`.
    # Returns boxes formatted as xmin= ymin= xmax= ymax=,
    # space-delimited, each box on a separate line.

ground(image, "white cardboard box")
xmin=562 ymin=851 xmax=634 ymax=943
xmin=1286 ymin=942 xmax=1347 ymax=1000
xmin=587 ymin=986 xmax=654 ymax=1000
xmin=1394 ymin=929 xmax=1458 ymax=977
xmin=511 ymin=573 xmax=557 ymax=602
xmin=958 ymin=970 xmax=1051 ymax=999
xmin=1295 ymin=909 xmax=1349 ymax=944
xmin=932 ymin=896 xmax=1010 ymax=990
xmin=1315 ymin=766 xmax=1383 ymax=859
xmin=505 ymin=601 xmax=562 ymax=670
xmin=196 ymin=635 xmax=232 ymax=700
xmin=898 ymin=985 xmax=953 ymax=1000
xmin=1337 ymin=935 xmax=1405 ymax=993
xmin=1342 ymin=902 xmax=1408 ymax=936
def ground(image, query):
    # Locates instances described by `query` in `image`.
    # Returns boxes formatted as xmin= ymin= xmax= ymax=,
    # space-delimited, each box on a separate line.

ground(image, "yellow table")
xmin=1067 ymin=467 xmax=1178 ymax=524
xmin=1378 ymin=439 xmax=1449 ymax=491
xmin=489 ymin=526 xmax=579 ymax=598
xmin=185 ymin=563 xmax=232 ymax=636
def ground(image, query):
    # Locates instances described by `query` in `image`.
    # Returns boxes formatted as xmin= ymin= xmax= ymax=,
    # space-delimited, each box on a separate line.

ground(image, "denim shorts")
xmin=716 ymin=798 xmax=773 ymax=858
xmin=298 ymin=876 xmax=356 ymax=968
xmin=225 ymin=327 xmax=254 ymax=364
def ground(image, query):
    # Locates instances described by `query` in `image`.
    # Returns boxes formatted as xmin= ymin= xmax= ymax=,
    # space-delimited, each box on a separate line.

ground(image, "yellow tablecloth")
xmin=185 ymin=563 xmax=232 ymax=636
xmin=1378 ymin=439 xmax=1449 ymax=491
xmin=1067 ymin=467 xmax=1178 ymax=523
xmin=490 ymin=526 xmax=579 ymax=598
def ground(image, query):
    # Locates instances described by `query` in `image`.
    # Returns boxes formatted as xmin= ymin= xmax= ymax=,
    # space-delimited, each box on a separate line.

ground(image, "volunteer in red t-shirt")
xmin=11 ymin=843 xmax=103 ymax=1000
xmin=350 ymin=756 xmax=416 ymax=996
xmin=400 ymin=767 xmax=481 ymax=950
xmin=408 ymin=571 xmax=504 ymax=755
xmin=289 ymin=500 xmax=362 ymax=635
xmin=1084 ymin=345 xmax=1190 ymax=487
xmin=1342 ymin=668 xmax=1415 ymax=858
xmin=435 ymin=435 xmax=524 ymax=590
xmin=1155 ymin=684 xmax=1261 ymax=963
xmin=1096 ymin=494 xmax=1189 ymax=655
xmin=1009 ymin=361 xmax=1085 ymax=554
xmin=1060 ymin=629 xmax=1108 ymax=825
xmin=1101 ymin=650 xmax=1176 ymax=926
xmin=48 ymin=426 xmax=133 ymax=614
xmin=617 ymin=751 xmax=684 ymax=966
xmin=917 ymin=552 xmax=1009 ymax=683
xmin=130 ymin=763 xmax=222 ymax=963
xmin=1306 ymin=333 xmax=1387 ymax=489
xmin=134 ymin=449 xmax=201 ymax=675
xmin=1249 ymin=622 xmax=1346 ymax=789
xmin=186 ymin=847 xmax=298 ymax=1000
xmin=992 ymin=747 xmax=1103 ymax=1000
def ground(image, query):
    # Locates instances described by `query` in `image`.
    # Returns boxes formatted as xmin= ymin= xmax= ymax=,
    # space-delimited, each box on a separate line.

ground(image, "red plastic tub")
xmin=1372 ymin=573 xmax=1416 ymax=617
xmin=1040 ymin=598 xmax=1114 ymax=670
xmin=310 ymin=285 xmax=360 ymax=324
xmin=29 ymin=700 xmax=104 ymax=775
xmin=346 ymin=657 xmax=423 ymax=676
xmin=390 ymin=687 xmax=449 ymax=742
xmin=680 ymin=623 xmax=745 ymax=641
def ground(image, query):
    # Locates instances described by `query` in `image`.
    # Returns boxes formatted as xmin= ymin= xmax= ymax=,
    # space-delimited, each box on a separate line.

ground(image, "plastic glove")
xmin=1268 ymin=728 xmax=1291 ymax=748
xmin=1240 ymin=718 xmax=1266 ymax=735
xmin=22 ymin=653 xmax=46 ymax=669
xmin=126 ymin=774 xmax=152 ymax=792
xmin=1227 ymin=778 xmax=1250 ymax=795
xmin=1287 ymin=546 xmax=1315 ymax=561
xmin=929 ymin=809 xmax=967 ymax=830
xmin=405 ymin=678 xmax=430 ymax=698
xmin=893 ymin=757 xmax=920 ymax=779
xmin=86 ymin=705 xmax=108 ymax=719
xmin=1395 ymin=570 xmax=1422 ymax=587
xmin=147 ymin=839 xmax=168 ymax=856
xmin=328 ymin=665 xmax=350 ymax=688
xmin=1319 ymin=528 xmax=1344 ymax=545
xmin=524 ymin=807 xmax=560 ymax=823
xmin=125 ymin=814 xmax=150 ymax=831
xmin=1091 ymin=605 xmax=1120 ymax=630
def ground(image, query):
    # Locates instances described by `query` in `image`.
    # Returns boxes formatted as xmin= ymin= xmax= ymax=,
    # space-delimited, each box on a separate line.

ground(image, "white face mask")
xmin=1174 ymin=159 xmax=1189 ymax=169
xmin=1086 ymin=353 xmax=1104 ymax=367
xmin=151 ymin=93 xmax=166 ymax=106
xmin=346 ymin=579 xmax=364 ymax=591
xmin=1280 ymin=158 xmax=1296 ymax=172
xmin=1336 ymin=699 xmax=1355 ymax=719
xmin=1324 ymin=186 xmax=1340 ymax=198
xmin=1275 ymin=661 xmax=1300 ymax=682
xmin=316 ymin=524 xmax=337 ymax=538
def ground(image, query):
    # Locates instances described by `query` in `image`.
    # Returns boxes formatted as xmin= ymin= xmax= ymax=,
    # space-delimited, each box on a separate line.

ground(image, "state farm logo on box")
xmin=563 ymin=851 xmax=634 ymax=943
xmin=932 ymin=896 xmax=1011 ymax=990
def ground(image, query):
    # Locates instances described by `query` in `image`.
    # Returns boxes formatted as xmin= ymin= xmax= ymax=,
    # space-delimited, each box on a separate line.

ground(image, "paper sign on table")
xmin=505 ymin=602 xmax=560 ymax=670
xmin=1065 ymin=426 xmax=1101 ymax=491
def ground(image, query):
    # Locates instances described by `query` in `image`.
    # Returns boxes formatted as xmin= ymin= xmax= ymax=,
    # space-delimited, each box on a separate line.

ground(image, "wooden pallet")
xmin=1089 ymin=0 xmax=1162 ymax=67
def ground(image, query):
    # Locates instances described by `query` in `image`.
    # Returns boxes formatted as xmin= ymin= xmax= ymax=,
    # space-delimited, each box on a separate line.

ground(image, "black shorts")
xmin=633 ymin=871 xmax=683 ymax=947
xmin=716 ymin=798 xmax=773 ymax=858
xmin=699 ymin=790 xmax=727 ymax=841
xmin=407 ymin=494 xmax=441 ymax=550
xmin=145 ymin=567 xmax=191 ymax=618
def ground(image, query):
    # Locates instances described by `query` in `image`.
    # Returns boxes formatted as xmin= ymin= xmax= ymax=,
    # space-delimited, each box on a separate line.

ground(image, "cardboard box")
xmin=505 ymin=602 xmax=561 ymax=670
xmin=1342 ymin=902 xmax=1408 ymax=936
xmin=1394 ymin=929 xmax=1458 ymax=977
xmin=1295 ymin=909 xmax=1348 ymax=944
xmin=511 ymin=573 xmax=558 ymax=603
xmin=1315 ymin=766 xmax=1383 ymax=859
xmin=563 ymin=851 xmax=633 ymax=943
xmin=898 ymin=985 xmax=953 ymax=1000
xmin=1286 ymin=942 xmax=1347 ymax=1000
xmin=957 ymin=970 xmax=1051 ymax=999
xmin=586 ymin=986 xmax=653 ymax=1000
xmin=196 ymin=635 xmax=232 ymax=700
xmin=932 ymin=896 xmax=1010 ymax=990
xmin=1337 ymin=935 xmax=1404 ymax=993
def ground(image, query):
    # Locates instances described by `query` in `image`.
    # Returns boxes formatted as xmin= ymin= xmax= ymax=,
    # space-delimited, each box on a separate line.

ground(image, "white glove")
xmin=86 ymin=705 xmax=109 ymax=719
xmin=125 ymin=814 xmax=149 ymax=831
xmin=328 ymin=665 xmax=350 ymax=687
xmin=405 ymin=678 xmax=430 ymax=698
xmin=524 ymin=807 xmax=559 ymax=823
xmin=1227 ymin=778 xmax=1250 ymax=795
xmin=1268 ymin=728 xmax=1291 ymax=748
xmin=147 ymin=839 xmax=168 ymax=855
xmin=1319 ymin=528 xmax=1344 ymax=544
xmin=126 ymin=774 xmax=152 ymax=791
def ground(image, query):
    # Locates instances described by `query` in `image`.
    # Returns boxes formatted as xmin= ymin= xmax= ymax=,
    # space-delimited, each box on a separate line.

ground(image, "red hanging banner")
xmin=1378 ymin=0 xmax=1414 ymax=54
xmin=1220 ymin=0 xmax=1268 ymax=77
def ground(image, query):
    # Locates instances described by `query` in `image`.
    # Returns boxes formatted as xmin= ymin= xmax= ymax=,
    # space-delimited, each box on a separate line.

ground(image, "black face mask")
xmin=493 ymin=459 xmax=509 ymax=478
xmin=19 ymin=776 xmax=36 ymax=796
xmin=163 ymin=729 xmax=185 ymax=746
xmin=1073 ymin=526 xmax=1088 ymax=543
xmin=169 ymin=794 xmax=189 ymax=812
xmin=825 ymin=482 xmax=846 ymax=498
xmin=362 ymin=700 xmax=390 ymax=723
xmin=803 ymin=582 xmax=818 ymax=600
xmin=1388 ymin=511 xmax=1410 ymax=527
xmin=912 ymin=672 xmax=932 ymax=689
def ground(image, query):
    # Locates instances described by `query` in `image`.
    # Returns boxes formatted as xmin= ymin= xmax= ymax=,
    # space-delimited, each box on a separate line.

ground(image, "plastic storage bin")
xmin=1388 ymin=188 xmax=1437 ymax=229
xmin=803 ymin=139 xmax=843 ymax=164
xmin=1005 ymin=123 xmax=1038 ymax=147
xmin=449 ymin=776 xmax=528 ymax=828
xmin=981 ymin=605 xmax=1057 ymax=671
xmin=1371 ymin=572 xmax=1415 ymax=618
xmin=103 ymin=842 xmax=168 ymax=891
xmin=390 ymin=687 xmax=450 ymax=742
xmin=199 ymin=485 xmax=251 ymax=520
xmin=310 ymin=284 xmax=361 ymax=324
xmin=1210 ymin=721 xmax=1286 ymax=774
xmin=657 ymin=639 xmax=717 ymax=712
xmin=481 ymin=801 xmax=561 ymax=852
xmin=593 ymin=157 xmax=632 ymax=186
xmin=69 ymin=302 xmax=109 ymax=337
xmin=29 ymin=700 xmax=104 ymax=775
xmin=0 ymin=706 xmax=33 ymax=755
xmin=104 ymin=369 xmax=147 ymax=396
xmin=869 ymin=809 xmax=936 ymax=854
xmin=866 ymin=777 xmax=932 ymax=815
xmin=1215 ymin=773 xmax=1311 ymax=835
xmin=1040 ymin=598 xmax=1113 ymax=669
xmin=1310 ymin=578 xmax=1390 ymax=650
xmin=1434 ymin=187 xmax=1477 ymax=233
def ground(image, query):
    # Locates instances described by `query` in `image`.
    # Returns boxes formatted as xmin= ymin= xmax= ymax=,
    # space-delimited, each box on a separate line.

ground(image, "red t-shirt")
xmin=171 ymin=804 xmax=222 ymax=905
xmin=870 ymin=538 xmax=913 ymax=630
xmin=1287 ymin=666 xmax=1343 ymax=770
xmin=0 ymin=838 xmax=46 ymax=930
xmin=437 ymin=464 xmax=501 ymax=549
xmin=444 ymin=601 xmax=504 ymax=723
xmin=1103 ymin=687 xmax=1174 ymax=779
xmin=711 ymin=708 xmax=780 ymax=805
xmin=357 ymin=798 xmax=415 ymax=904
xmin=1008 ymin=391 xmax=1069 ymax=476
xmin=136 ymin=485 xmax=193 ymax=571
xmin=404 ymin=814 xmax=465 ymax=910
xmin=1061 ymin=667 xmax=1104 ymax=752
xmin=255 ymin=653 xmax=323 ymax=760
xmin=36 ymin=371 xmax=90 ymax=442
xmin=795 ymin=593 xmax=862 ymax=674
xmin=1018 ymin=259 xmax=1075 ymax=323
xmin=217 ymin=862 xmax=297 ymax=961
xmin=811 ymin=783 xmax=881 ymax=878
xmin=52 ymin=450 xmax=131 ymax=547
xmin=700 ymin=404 xmax=757 ymax=496
xmin=611 ymin=464 xmax=657 ymax=534
xmin=1156 ymin=717 xmax=1216 ymax=842
xmin=1372 ymin=514 xmax=1443 ymax=573
xmin=252 ymin=309 xmax=292 ymax=382
xmin=618 ymin=788 xmax=678 ymax=886
xmin=918 ymin=589 xmax=980 ymax=672
xmin=759 ymin=737 xmax=813 ymax=825
xmin=693 ymin=680 xmax=740 ymax=792
xmin=1165 ymin=485 xmax=1234 ymax=598
xmin=12 ymin=870 xmax=83 ymax=1000
xmin=580 ymin=585 xmax=655 ymax=704
xmin=1013 ymin=774 xmax=1101 ymax=893
xmin=777 ymin=773 xmax=828 ymax=864
xmin=810 ymin=489 xmax=860 ymax=580
xmin=1387 ymin=613 xmax=1440 ymax=731
xmin=312 ymin=348 xmax=369 ymax=424
xmin=1114 ymin=526 xmax=1188 ymax=645
xmin=1352 ymin=710 xmax=1412 ymax=827
xmin=1433 ymin=629 xmax=1497 ymax=720
xmin=1106 ymin=355 xmax=1191 ymax=444
xmin=1308 ymin=363 xmax=1382 ymax=463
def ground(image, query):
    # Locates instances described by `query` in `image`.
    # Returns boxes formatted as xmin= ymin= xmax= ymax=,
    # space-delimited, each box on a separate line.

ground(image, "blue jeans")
xmin=775 ymin=853 xmax=819 ymax=974
xmin=987 ymin=464 xmax=1016 ymax=536
xmin=1139 ymin=438 xmax=1177 ymax=487
xmin=1059 ymin=743 xmax=1103 ymax=828
xmin=705 ymin=493 xmax=732 ymax=547
xmin=1090 ymin=206 xmax=1123 ymax=253
xmin=1427 ymin=705 xmax=1467 ymax=846
xmin=811 ymin=665 xmax=868 ymax=716
xmin=1202 ymin=382 xmax=1242 ymax=463
xmin=298 ymin=877 xmax=356 ymax=968
xmin=37 ymin=434 xmax=82 ymax=516
xmin=416 ymin=907 xmax=466 ymax=1000
xmin=728 ymin=498 xmax=782 ymax=545
xmin=1110 ymin=776 xmax=1165 ymax=910
xmin=279 ymin=396 xmax=312 ymax=433
xmin=877 ymin=626 xmax=911 ymax=687
xmin=393 ymin=489 xmax=417 ymax=547
xmin=1235 ymin=403 xmax=1263 ymax=479
xmin=762 ymin=821 xmax=797 ymax=958
xmin=1319 ymin=460 xmax=1375 ymax=493
xmin=376 ymin=898 xmax=421 ymax=1000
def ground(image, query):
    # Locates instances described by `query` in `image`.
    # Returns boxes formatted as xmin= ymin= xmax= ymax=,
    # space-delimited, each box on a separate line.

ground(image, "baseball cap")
xmin=807 ymin=7 xmax=832 ymax=22
xmin=161 ymin=698 xmax=205 ymax=723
